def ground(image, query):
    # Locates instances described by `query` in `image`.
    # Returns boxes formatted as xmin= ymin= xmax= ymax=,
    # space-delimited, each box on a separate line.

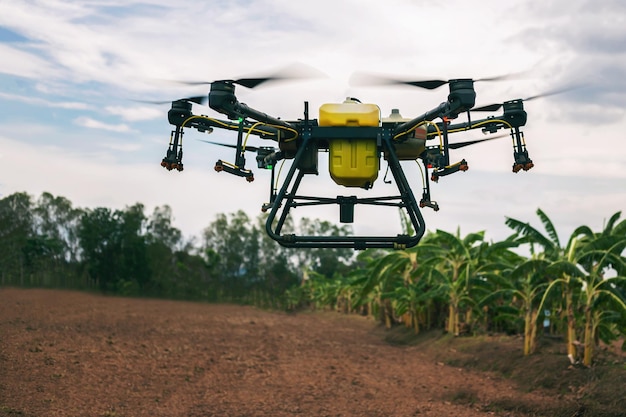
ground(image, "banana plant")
xmin=356 ymin=244 xmax=434 ymax=328
xmin=420 ymin=229 xmax=520 ymax=335
xmin=511 ymin=210 xmax=626 ymax=365
xmin=483 ymin=258 xmax=551 ymax=355
xmin=389 ymin=275 xmax=443 ymax=334
xmin=507 ymin=209 xmax=586 ymax=362
xmin=575 ymin=234 xmax=626 ymax=366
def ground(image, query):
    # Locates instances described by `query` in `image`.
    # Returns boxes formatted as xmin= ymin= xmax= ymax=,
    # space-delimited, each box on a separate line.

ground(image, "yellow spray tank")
xmin=319 ymin=98 xmax=381 ymax=188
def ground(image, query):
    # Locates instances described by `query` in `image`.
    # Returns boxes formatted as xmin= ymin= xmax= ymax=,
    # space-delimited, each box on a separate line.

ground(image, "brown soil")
xmin=0 ymin=288 xmax=623 ymax=417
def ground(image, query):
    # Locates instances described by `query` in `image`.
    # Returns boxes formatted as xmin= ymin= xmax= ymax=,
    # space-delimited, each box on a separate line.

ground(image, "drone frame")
xmin=162 ymin=78 xmax=532 ymax=249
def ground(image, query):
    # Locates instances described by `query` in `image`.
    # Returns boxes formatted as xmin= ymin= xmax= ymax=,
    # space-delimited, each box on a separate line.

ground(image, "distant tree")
xmin=146 ymin=205 xmax=182 ymax=251
xmin=255 ymin=214 xmax=298 ymax=303
xmin=145 ymin=205 xmax=184 ymax=297
xmin=116 ymin=203 xmax=151 ymax=293
xmin=33 ymin=192 xmax=82 ymax=263
xmin=77 ymin=204 xmax=151 ymax=294
xmin=0 ymin=192 xmax=34 ymax=284
xmin=30 ymin=192 xmax=84 ymax=286
xmin=202 ymin=210 xmax=260 ymax=299
xmin=294 ymin=217 xmax=354 ymax=278
xmin=77 ymin=207 xmax=119 ymax=292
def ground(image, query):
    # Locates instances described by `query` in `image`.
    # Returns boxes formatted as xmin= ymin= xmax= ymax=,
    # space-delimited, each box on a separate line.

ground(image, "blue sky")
xmin=1 ymin=0 xmax=624 ymax=245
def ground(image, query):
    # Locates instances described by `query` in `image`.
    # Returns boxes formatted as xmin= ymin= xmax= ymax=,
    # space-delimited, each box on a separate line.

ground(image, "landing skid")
xmin=265 ymin=134 xmax=426 ymax=249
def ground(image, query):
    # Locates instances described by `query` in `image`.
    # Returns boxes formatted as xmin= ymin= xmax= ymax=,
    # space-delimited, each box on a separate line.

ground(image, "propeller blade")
xmin=472 ymin=85 xmax=581 ymax=112
xmin=349 ymin=72 xmax=446 ymax=89
xmin=197 ymin=139 xmax=261 ymax=153
xmin=524 ymin=85 xmax=581 ymax=101
xmin=172 ymin=77 xmax=278 ymax=88
xmin=232 ymin=77 xmax=276 ymax=89
xmin=132 ymin=99 xmax=173 ymax=105
xmin=474 ymin=71 xmax=527 ymax=82
xmin=404 ymin=80 xmax=449 ymax=90
xmin=183 ymin=95 xmax=208 ymax=105
xmin=350 ymin=71 xmax=522 ymax=90
xmin=168 ymin=63 xmax=326 ymax=89
xmin=132 ymin=95 xmax=207 ymax=105
xmin=472 ymin=103 xmax=504 ymax=112
xmin=139 ymin=64 xmax=325 ymax=105
xmin=448 ymin=134 xmax=508 ymax=149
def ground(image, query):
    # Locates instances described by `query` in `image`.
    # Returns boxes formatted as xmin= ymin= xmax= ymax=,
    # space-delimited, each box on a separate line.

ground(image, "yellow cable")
xmin=243 ymin=121 xmax=265 ymax=151
xmin=219 ymin=160 xmax=238 ymax=169
xmin=274 ymin=159 xmax=287 ymax=195
xmin=394 ymin=121 xmax=443 ymax=148
xmin=444 ymin=118 xmax=514 ymax=135
xmin=393 ymin=121 xmax=424 ymax=141
xmin=276 ymin=159 xmax=286 ymax=182
xmin=444 ymin=161 xmax=461 ymax=169
xmin=266 ymin=124 xmax=299 ymax=142
xmin=416 ymin=160 xmax=426 ymax=189
xmin=426 ymin=121 xmax=443 ymax=150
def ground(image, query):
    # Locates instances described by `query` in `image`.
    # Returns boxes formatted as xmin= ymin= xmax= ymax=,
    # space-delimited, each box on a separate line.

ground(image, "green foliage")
xmin=0 ymin=192 xmax=33 ymax=284
xmin=200 ymin=211 xmax=300 ymax=303
xmin=507 ymin=209 xmax=626 ymax=365
xmin=294 ymin=217 xmax=354 ymax=278
xmin=2 ymin=191 xmax=625 ymax=366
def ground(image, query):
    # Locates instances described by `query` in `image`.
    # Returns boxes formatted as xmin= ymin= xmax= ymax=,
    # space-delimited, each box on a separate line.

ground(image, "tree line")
xmin=1 ymin=191 xmax=625 ymax=366
xmin=0 ymin=191 xmax=352 ymax=305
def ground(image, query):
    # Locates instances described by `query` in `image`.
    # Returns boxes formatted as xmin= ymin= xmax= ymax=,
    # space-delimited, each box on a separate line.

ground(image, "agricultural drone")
xmin=158 ymin=68 xmax=544 ymax=250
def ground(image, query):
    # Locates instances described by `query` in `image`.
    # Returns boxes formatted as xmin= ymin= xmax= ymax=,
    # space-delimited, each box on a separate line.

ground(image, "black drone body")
xmin=160 ymin=73 xmax=535 ymax=250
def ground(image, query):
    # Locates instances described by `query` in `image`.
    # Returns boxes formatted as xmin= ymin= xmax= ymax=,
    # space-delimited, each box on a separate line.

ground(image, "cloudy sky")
xmin=0 ymin=0 xmax=624 ymax=246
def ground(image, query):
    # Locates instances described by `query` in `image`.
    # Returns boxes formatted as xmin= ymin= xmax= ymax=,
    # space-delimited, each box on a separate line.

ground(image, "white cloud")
xmin=104 ymin=105 xmax=163 ymax=122
xmin=99 ymin=142 xmax=143 ymax=153
xmin=0 ymin=134 xmax=268 ymax=239
xmin=0 ymin=91 xmax=91 ymax=109
xmin=1 ymin=0 xmax=625 ymax=247
xmin=0 ymin=44 xmax=60 ymax=79
xmin=74 ymin=116 xmax=134 ymax=132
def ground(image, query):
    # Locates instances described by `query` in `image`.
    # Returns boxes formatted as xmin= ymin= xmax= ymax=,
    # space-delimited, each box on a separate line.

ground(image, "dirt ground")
xmin=0 ymin=288 xmax=622 ymax=417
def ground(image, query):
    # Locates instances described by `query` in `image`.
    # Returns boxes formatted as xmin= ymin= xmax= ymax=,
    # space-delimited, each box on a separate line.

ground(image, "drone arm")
xmin=167 ymin=98 xmax=282 ymax=139
xmin=393 ymin=102 xmax=449 ymax=140
xmin=425 ymin=110 xmax=534 ymax=173
xmin=429 ymin=117 xmax=512 ymax=137
xmin=426 ymin=107 xmax=528 ymax=138
xmin=234 ymin=102 xmax=296 ymax=133
xmin=183 ymin=114 xmax=280 ymax=139
xmin=208 ymin=89 xmax=298 ymax=140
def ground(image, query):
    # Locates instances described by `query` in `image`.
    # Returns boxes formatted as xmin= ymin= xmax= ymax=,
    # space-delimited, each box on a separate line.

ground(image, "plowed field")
xmin=1 ymin=288 xmax=622 ymax=416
